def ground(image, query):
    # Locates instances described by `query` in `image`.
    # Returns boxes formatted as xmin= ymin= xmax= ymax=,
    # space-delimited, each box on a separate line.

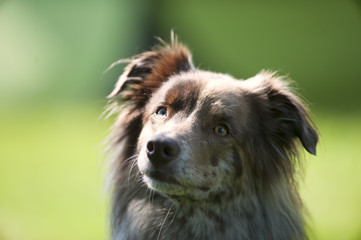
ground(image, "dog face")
xmin=137 ymin=72 xmax=252 ymax=200
xmin=109 ymin=41 xmax=318 ymax=203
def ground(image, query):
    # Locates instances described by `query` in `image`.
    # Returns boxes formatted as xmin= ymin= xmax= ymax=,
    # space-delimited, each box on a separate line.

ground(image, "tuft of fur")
xmin=106 ymin=37 xmax=318 ymax=240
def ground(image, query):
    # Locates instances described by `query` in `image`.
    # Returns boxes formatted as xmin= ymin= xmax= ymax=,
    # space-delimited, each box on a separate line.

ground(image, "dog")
xmin=106 ymin=36 xmax=318 ymax=240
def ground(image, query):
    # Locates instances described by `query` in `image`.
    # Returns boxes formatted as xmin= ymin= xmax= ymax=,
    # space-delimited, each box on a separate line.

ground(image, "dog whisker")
xmin=157 ymin=202 xmax=174 ymax=240
xmin=122 ymin=154 xmax=138 ymax=166
xmin=126 ymin=155 xmax=139 ymax=184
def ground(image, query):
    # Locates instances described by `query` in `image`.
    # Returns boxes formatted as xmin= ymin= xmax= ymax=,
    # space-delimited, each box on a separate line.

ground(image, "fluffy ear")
xmin=247 ymin=72 xmax=318 ymax=155
xmin=108 ymin=39 xmax=194 ymax=107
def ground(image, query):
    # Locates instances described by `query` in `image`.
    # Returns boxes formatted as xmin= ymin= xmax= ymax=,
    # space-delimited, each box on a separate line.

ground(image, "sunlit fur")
xmin=106 ymin=37 xmax=318 ymax=240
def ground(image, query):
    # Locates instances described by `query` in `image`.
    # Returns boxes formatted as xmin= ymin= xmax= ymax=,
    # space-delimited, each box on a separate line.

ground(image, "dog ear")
xmin=108 ymin=40 xmax=194 ymax=107
xmin=268 ymin=87 xmax=318 ymax=155
xmin=247 ymin=72 xmax=318 ymax=155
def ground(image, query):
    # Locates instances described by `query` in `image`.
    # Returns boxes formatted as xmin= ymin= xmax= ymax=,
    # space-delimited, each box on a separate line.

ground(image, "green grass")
xmin=0 ymin=103 xmax=110 ymax=240
xmin=1 ymin=105 xmax=360 ymax=240
xmin=302 ymin=112 xmax=361 ymax=240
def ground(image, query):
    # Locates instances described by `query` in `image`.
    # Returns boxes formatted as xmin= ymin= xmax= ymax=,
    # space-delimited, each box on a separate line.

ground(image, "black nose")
xmin=146 ymin=134 xmax=180 ymax=167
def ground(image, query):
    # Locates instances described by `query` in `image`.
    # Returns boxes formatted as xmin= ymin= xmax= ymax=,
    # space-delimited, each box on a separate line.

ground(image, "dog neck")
xmin=173 ymin=183 xmax=304 ymax=239
xmin=112 ymin=181 xmax=305 ymax=240
xmin=111 ymin=163 xmax=306 ymax=240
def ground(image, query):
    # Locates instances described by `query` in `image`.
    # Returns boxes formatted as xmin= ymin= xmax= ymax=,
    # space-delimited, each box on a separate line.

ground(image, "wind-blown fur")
xmin=106 ymin=37 xmax=318 ymax=240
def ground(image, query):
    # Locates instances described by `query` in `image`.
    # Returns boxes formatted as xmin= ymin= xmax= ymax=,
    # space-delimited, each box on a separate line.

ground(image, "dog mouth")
xmin=145 ymin=170 xmax=179 ymax=185
xmin=143 ymin=169 xmax=211 ymax=195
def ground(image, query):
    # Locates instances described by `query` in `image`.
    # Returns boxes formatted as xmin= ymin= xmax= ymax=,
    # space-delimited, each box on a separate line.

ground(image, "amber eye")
xmin=214 ymin=124 xmax=229 ymax=136
xmin=156 ymin=107 xmax=168 ymax=117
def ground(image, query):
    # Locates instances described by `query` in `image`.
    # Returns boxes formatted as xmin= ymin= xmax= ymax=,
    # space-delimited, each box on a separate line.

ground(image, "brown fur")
xmin=106 ymin=37 xmax=318 ymax=240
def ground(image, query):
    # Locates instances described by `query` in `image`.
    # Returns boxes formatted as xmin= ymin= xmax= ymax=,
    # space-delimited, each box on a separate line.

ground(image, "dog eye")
xmin=156 ymin=107 xmax=168 ymax=117
xmin=214 ymin=124 xmax=229 ymax=136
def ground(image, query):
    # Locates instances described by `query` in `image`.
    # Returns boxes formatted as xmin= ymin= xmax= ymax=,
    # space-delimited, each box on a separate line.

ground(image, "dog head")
xmin=109 ymin=40 xmax=318 ymax=203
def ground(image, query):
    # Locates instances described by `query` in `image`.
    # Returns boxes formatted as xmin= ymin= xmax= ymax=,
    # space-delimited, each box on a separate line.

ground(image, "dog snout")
xmin=146 ymin=134 xmax=180 ymax=167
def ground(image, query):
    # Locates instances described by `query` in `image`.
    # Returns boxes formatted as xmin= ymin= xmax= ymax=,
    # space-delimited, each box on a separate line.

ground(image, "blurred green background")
xmin=1 ymin=1 xmax=360 ymax=239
